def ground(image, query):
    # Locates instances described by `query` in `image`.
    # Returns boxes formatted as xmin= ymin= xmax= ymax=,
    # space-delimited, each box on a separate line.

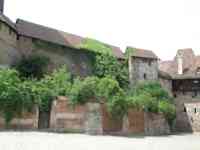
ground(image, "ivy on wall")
xmin=78 ymin=38 xmax=113 ymax=55
xmin=14 ymin=54 xmax=50 ymax=79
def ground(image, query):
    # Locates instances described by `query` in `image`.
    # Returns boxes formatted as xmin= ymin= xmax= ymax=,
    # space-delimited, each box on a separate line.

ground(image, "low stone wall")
xmin=0 ymin=106 xmax=39 ymax=129
xmin=101 ymin=104 xmax=123 ymax=134
xmin=144 ymin=112 xmax=170 ymax=136
xmin=50 ymin=96 xmax=87 ymax=132
xmin=50 ymin=97 xmax=103 ymax=134
xmin=123 ymin=110 xmax=170 ymax=136
xmin=50 ymin=97 xmax=122 ymax=134
xmin=122 ymin=110 xmax=145 ymax=135
xmin=184 ymin=102 xmax=200 ymax=132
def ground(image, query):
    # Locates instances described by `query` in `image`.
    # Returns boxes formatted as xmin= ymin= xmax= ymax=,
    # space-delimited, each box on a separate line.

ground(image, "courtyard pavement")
xmin=0 ymin=132 xmax=199 ymax=150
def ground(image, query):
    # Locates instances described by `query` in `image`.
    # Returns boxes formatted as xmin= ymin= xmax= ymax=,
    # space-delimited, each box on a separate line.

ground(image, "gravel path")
xmin=0 ymin=132 xmax=199 ymax=150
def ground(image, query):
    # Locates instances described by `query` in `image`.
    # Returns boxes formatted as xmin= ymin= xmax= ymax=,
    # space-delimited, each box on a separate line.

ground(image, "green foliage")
xmin=69 ymin=76 xmax=99 ymax=105
xmin=36 ymin=66 xmax=72 ymax=112
xmin=134 ymin=81 xmax=172 ymax=101
xmin=126 ymin=92 xmax=158 ymax=113
xmin=79 ymin=38 xmax=113 ymax=55
xmin=14 ymin=54 xmax=50 ymax=79
xmin=69 ymin=76 xmax=126 ymax=117
xmin=158 ymin=101 xmax=176 ymax=126
xmin=94 ymin=54 xmax=129 ymax=89
xmin=125 ymin=47 xmax=136 ymax=58
xmin=33 ymin=39 xmax=62 ymax=50
xmin=0 ymin=69 xmax=37 ymax=126
xmin=127 ymin=81 xmax=176 ymax=125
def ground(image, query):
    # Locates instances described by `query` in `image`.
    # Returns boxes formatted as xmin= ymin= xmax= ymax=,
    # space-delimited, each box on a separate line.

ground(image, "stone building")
xmin=0 ymin=0 xmax=124 ymax=76
xmin=159 ymin=48 xmax=200 ymax=132
xmin=127 ymin=47 xmax=158 ymax=86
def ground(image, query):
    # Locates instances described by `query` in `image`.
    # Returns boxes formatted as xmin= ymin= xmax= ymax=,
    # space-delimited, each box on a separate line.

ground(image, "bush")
xmin=14 ymin=54 xmax=50 ymax=79
xmin=69 ymin=76 xmax=126 ymax=117
xmin=96 ymin=76 xmax=126 ymax=117
xmin=126 ymin=81 xmax=176 ymax=124
xmin=135 ymin=81 xmax=171 ymax=101
xmin=0 ymin=69 xmax=38 ymax=125
xmin=69 ymin=76 xmax=99 ymax=105
xmin=158 ymin=101 xmax=176 ymax=126
xmin=127 ymin=92 xmax=158 ymax=113
xmin=94 ymin=54 xmax=129 ymax=89
xmin=37 ymin=66 xmax=72 ymax=112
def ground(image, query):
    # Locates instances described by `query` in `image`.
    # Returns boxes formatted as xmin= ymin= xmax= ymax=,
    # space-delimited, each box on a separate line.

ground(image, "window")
xmin=184 ymin=107 xmax=187 ymax=112
xmin=16 ymin=35 xmax=20 ymax=40
xmin=196 ymin=67 xmax=200 ymax=74
xmin=173 ymin=93 xmax=177 ymax=98
xmin=0 ymin=22 xmax=2 ymax=30
xmin=148 ymin=61 xmax=152 ymax=66
xmin=192 ymin=91 xmax=197 ymax=98
xmin=9 ymin=28 xmax=12 ymax=35
xmin=194 ymin=108 xmax=197 ymax=114
xmin=144 ymin=73 xmax=147 ymax=79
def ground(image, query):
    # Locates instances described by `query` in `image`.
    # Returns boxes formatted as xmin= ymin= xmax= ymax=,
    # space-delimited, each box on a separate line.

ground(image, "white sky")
xmin=4 ymin=0 xmax=200 ymax=60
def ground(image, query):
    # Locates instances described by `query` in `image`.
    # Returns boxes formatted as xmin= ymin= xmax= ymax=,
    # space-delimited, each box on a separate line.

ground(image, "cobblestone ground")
xmin=0 ymin=132 xmax=199 ymax=150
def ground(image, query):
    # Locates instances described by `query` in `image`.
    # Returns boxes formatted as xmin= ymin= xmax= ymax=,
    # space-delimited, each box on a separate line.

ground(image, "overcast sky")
xmin=4 ymin=0 xmax=200 ymax=60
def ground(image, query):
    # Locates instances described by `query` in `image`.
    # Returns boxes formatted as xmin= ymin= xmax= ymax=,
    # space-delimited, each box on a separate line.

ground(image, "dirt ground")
xmin=0 ymin=132 xmax=199 ymax=150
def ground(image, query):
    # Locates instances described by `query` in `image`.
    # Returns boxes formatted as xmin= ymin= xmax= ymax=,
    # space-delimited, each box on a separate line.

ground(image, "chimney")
xmin=177 ymin=54 xmax=183 ymax=75
xmin=0 ymin=0 xmax=4 ymax=14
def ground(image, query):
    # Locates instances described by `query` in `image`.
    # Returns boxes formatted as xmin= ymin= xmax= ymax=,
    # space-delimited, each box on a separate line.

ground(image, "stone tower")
xmin=127 ymin=47 xmax=158 ymax=86
xmin=0 ymin=0 xmax=4 ymax=13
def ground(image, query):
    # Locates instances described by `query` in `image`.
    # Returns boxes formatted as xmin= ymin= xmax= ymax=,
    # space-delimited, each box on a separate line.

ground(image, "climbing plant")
xmin=78 ymin=38 xmax=113 ymax=55
xmin=126 ymin=81 xmax=176 ymax=126
xmin=0 ymin=69 xmax=38 ymax=126
xmin=14 ymin=54 xmax=50 ymax=79
xmin=94 ymin=54 xmax=129 ymax=89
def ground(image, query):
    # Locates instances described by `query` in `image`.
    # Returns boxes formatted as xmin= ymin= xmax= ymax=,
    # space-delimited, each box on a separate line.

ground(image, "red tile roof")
xmin=128 ymin=47 xmax=158 ymax=59
xmin=16 ymin=19 xmax=124 ymax=58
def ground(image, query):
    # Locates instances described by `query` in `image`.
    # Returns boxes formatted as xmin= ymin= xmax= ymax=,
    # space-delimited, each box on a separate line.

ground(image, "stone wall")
xmin=101 ymin=104 xmax=123 ymax=134
xmin=174 ymin=92 xmax=200 ymax=132
xmin=50 ymin=96 xmax=87 ymax=132
xmin=18 ymin=36 xmax=94 ymax=77
xmin=144 ymin=112 xmax=170 ymax=136
xmin=122 ymin=110 xmax=145 ymax=135
xmin=184 ymin=102 xmax=200 ymax=132
xmin=50 ymin=97 xmax=103 ymax=134
xmin=130 ymin=57 xmax=158 ymax=86
xmin=123 ymin=110 xmax=170 ymax=136
xmin=0 ymin=21 xmax=20 ymax=66
xmin=159 ymin=77 xmax=173 ymax=97
xmin=0 ymin=106 xmax=39 ymax=129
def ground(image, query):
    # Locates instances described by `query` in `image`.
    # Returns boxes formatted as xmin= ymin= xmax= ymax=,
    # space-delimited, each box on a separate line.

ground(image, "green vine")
xmin=78 ymin=38 xmax=113 ymax=55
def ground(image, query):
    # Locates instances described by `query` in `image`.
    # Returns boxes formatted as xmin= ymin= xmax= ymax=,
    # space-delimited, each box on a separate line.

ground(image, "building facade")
xmin=160 ymin=49 xmax=200 ymax=132
xmin=0 ymin=0 xmax=124 ymax=76
xmin=128 ymin=47 xmax=158 ymax=86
